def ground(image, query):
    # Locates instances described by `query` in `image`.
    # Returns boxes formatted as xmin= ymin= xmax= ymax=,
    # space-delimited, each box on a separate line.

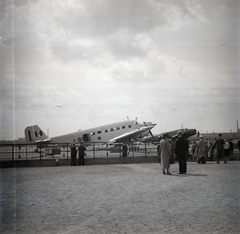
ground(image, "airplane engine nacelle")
xmin=141 ymin=131 xmax=150 ymax=137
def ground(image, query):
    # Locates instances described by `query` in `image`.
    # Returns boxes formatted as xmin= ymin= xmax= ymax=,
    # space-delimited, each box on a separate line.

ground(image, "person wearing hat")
xmin=159 ymin=134 xmax=172 ymax=175
xmin=78 ymin=141 xmax=87 ymax=166
xmin=196 ymin=135 xmax=206 ymax=164
xmin=175 ymin=131 xmax=189 ymax=174
xmin=121 ymin=142 xmax=128 ymax=164
xmin=216 ymin=134 xmax=227 ymax=164
xmin=70 ymin=143 xmax=77 ymax=166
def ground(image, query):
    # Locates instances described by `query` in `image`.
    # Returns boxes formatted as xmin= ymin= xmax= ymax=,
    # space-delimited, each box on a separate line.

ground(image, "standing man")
xmin=170 ymin=137 xmax=176 ymax=164
xmin=175 ymin=131 xmax=189 ymax=174
xmin=160 ymin=134 xmax=172 ymax=175
xmin=78 ymin=141 xmax=86 ymax=166
xmin=228 ymin=139 xmax=233 ymax=159
xmin=216 ymin=134 xmax=227 ymax=164
xmin=157 ymin=143 xmax=161 ymax=163
xmin=70 ymin=143 xmax=77 ymax=166
xmin=121 ymin=142 xmax=128 ymax=164
xmin=238 ymin=140 xmax=240 ymax=161
xmin=196 ymin=135 xmax=206 ymax=164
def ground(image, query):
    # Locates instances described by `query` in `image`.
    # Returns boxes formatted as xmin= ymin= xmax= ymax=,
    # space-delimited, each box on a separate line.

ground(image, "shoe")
xmin=178 ymin=172 xmax=183 ymax=174
xmin=224 ymin=161 xmax=227 ymax=164
xmin=163 ymin=172 xmax=166 ymax=175
xmin=167 ymin=172 xmax=172 ymax=175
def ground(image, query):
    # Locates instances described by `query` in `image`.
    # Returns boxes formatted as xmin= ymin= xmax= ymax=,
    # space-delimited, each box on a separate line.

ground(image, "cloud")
xmin=0 ymin=0 xmax=239 ymax=140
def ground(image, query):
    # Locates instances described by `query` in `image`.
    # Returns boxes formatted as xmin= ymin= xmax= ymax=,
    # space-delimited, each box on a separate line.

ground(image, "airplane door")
xmin=83 ymin=134 xmax=91 ymax=142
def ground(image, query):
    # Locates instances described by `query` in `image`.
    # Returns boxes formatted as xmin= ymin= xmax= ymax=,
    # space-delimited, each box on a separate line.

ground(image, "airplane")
xmin=24 ymin=119 xmax=156 ymax=146
xmin=142 ymin=128 xmax=198 ymax=144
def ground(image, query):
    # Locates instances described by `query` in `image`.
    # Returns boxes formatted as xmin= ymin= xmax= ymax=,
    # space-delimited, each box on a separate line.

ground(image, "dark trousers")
xmin=71 ymin=155 xmax=76 ymax=166
xmin=216 ymin=149 xmax=227 ymax=163
xmin=79 ymin=156 xmax=84 ymax=165
xmin=177 ymin=154 xmax=187 ymax=174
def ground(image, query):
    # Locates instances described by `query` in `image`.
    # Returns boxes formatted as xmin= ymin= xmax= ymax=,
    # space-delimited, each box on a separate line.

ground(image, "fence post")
xmin=93 ymin=142 xmax=95 ymax=158
xmin=12 ymin=145 xmax=14 ymax=162
xmin=106 ymin=144 xmax=108 ymax=157
xmin=67 ymin=143 xmax=69 ymax=160
xmin=145 ymin=142 xmax=147 ymax=157
xmin=18 ymin=146 xmax=21 ymax=159
xmin=119 ymin=144 xmax=121 ymax=159
xmin=132 ymin=141 xmax=134 ymax=157
xmin=40 ymin=144 xmax=42 ymax=161
xmin=26 ymin=145 xmax=28 ymax=161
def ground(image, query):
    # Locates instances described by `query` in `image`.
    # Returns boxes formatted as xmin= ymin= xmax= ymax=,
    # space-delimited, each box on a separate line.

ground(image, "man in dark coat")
xmin=175 ymin=131 xmax=189 ymax=174
xmin=78 ymin=142 xmax=86 ymax=166
xmin=121 ymin=143 xmax=128 ymax=164
xmin=70 ymin=143 xmax=77 ymax=166
xmin=216 ymin=134 xmax=227 ymax=164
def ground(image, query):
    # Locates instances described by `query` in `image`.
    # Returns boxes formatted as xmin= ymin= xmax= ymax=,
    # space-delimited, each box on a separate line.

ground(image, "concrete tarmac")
xmin=1 ymin=162 xmax=240 ymax=234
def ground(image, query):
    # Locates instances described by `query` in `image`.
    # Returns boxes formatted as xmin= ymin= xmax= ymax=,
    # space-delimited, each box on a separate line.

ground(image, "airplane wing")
xmin=142 ymin=129 xmax=197 ymax=143
xmin=108 ymin=126 xmax=153 ymax=143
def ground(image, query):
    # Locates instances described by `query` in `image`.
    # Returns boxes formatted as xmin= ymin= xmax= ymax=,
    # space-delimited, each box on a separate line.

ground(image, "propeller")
xmin=149 ymin=130 xmax=154 ymax=137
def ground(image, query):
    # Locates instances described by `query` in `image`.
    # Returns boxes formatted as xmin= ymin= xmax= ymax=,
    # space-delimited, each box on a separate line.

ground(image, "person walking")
xmin=78 ymin=141 xmax=86 ymax=166
xmin=175 ymin=131 xmax=189 ymax=174
xmin=216 ymin=134 xmax=227 ymax=164
xmin=121 ymin=142 xmax=128 ymax=164
xmin=70 ymin=143 xmax=77 ymax=166
xmin=160 ymin=134 xmax=172 ymax=175
xmin=157 ymin=143 xmax=161 ymax=163
xmin=196 ymin=135 xmax=206 ymax=164
xmin=238 ymin=140 xmax=240 ymax=161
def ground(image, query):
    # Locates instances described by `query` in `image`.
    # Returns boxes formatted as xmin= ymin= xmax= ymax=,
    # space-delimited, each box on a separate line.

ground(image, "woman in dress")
xmin=160 ymin=134 xmax=172 ymax=175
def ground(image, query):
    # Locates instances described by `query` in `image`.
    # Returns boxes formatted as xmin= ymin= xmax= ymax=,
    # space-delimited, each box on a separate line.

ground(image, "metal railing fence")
xmin=0 ymin=142 xmax=158 ymax=162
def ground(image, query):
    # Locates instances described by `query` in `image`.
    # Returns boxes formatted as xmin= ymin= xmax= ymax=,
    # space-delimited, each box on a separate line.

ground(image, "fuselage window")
xmin=128 ymin=125 xmax=132 ymax=128
xmin=116 ymin=127 xmax=120 ymax=130
xmin=122 ymin=126 xmax=125 ymax=129
xmin=105 ymin=129 xmax=108 ymax=133
xmin=91 ymin=132 xmax=95 ymax=136
xmin=110 ymin=128 xmax=114 ymax=132
xmin=97 ymin=131 xmax=102 ymax=134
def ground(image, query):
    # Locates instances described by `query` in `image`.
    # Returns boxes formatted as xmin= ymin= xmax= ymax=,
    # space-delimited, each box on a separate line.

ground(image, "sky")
xmin=0 ymin=0 xmax=239 ymax=141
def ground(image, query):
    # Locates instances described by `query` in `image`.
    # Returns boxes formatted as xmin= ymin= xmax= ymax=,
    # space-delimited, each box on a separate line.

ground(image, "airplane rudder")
xmin=24 ymin=125 xmax=48 ymax=143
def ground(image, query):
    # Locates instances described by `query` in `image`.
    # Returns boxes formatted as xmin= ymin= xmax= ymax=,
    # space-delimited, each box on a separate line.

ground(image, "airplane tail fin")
xmin=24 ymin=125 xmax=49 ymax=144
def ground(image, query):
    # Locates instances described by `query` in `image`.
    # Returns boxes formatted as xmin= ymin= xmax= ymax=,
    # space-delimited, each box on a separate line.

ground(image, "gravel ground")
xmin=1 ymin=161 xmax=240 ymax=234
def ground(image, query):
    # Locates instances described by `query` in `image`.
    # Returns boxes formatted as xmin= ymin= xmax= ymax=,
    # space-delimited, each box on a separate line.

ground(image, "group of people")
xmin=159 ymin=131 xmax=189 ymax=175
xmin=158 ymin=132 xmax=230 ymax=175
xmin=70 ymin=142 xmax=87 ymax=166
xmin=69 ymin=133 xmax=238 ymax=169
